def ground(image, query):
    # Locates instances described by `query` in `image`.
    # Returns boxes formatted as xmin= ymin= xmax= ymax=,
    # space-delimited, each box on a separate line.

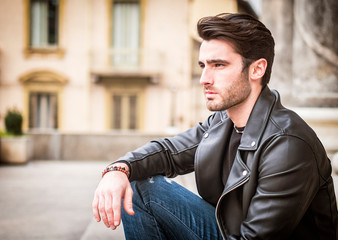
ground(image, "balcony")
xmin=90 ymin=48 xmax=163 ymax=84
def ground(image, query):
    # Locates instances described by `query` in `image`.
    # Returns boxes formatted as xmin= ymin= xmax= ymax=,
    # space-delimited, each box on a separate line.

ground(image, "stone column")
xmin=261 ymin=0 xmax=294 ymax=106
xmin=261 ymin=0 xmax=338 ymax=107
xmin=293 ymin=0 xmax=338 ymax=107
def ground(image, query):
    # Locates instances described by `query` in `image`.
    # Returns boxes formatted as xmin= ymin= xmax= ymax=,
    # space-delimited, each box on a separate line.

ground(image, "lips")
xmin=204 ymin=89 xmax=217 ymax=99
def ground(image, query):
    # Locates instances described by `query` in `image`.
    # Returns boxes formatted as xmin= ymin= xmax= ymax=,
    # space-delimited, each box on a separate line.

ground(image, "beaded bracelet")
xmin=102 ymin=166 xmax=130 ymax=178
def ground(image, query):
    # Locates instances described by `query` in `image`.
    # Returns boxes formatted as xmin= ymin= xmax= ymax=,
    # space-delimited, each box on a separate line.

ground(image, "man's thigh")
xmin=122 ymin=176 xmax=222 ymax=240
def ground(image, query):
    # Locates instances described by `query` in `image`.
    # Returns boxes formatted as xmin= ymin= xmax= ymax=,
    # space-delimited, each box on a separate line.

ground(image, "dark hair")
xmin=197 ymin=13 xmax=275 ymax=86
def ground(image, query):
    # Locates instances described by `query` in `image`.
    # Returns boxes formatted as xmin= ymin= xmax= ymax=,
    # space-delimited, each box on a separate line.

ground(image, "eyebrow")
xmin=198 ymin=59 xmax=230 ymax=65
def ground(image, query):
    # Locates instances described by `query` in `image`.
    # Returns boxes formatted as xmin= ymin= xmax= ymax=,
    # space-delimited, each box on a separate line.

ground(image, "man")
xmin=92 ymin=13 xmax=338 ymax=239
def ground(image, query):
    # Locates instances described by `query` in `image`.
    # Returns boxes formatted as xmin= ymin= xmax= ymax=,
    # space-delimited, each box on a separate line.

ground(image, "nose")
xmin=199 ymin=68 xmax=213 ymax=86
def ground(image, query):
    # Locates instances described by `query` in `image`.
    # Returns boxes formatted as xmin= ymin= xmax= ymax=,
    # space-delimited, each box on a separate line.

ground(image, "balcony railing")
xmin=91 ymin=48 xmax=164 ymax=75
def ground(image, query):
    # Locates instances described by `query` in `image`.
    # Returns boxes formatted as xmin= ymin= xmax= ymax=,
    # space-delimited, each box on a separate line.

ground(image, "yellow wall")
xmin=190 ymin=0 xmax=237 ymax=39
xmin=0 ymin=0 xmax=240 ymax=133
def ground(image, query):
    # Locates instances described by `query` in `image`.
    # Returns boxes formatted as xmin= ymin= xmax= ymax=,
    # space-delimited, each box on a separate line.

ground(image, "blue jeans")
xmin=121 ymin=176 xmax=222 ymax=240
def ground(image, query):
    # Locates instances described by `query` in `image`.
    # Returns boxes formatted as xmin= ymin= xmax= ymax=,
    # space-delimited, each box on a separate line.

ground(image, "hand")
xmin=92 ymin=166 xmax=134 ymax=230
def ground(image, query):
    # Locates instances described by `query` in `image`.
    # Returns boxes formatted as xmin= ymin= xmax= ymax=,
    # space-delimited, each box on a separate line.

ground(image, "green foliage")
xmin=4 ymin=108 xmax=23 ymax=136
xmin=0 ymin=129 xmax=14 ymax=137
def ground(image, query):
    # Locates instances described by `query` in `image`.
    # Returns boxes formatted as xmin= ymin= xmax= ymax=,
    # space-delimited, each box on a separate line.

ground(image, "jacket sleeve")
xmin=239 ymin=134 xmax=321 ymax=239
xmin=114 ymin=113 xmax=216 ymax=181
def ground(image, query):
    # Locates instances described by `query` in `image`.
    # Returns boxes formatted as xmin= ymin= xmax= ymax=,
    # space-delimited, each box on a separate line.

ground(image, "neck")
xmin=227 ymin=87 xmax=262 ymax=127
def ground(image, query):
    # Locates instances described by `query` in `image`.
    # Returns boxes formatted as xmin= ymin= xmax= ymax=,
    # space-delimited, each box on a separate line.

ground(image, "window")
xmin=29 ymin=92 xmax=58 ymax=129
xmin=111 ymin=93 xmax=139 ymax=130
xmin=20 ymin=70 xmax=67 ymax=130
xmin=111 ymin=0 xmax=140 ymax=67
xmin=29 ymin=0 xmax=59 ymax=48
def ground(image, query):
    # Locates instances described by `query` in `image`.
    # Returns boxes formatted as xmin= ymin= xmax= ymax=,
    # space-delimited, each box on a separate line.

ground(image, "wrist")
xmin=102 ymin=164 xmax=130 ymax=178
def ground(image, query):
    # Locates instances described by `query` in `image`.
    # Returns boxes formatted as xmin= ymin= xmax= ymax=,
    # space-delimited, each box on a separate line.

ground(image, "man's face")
xmin=199 ymin=39 xmax=251 ymax=112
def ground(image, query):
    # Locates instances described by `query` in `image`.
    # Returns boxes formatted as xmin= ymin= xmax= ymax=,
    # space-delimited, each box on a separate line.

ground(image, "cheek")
xmin=214 ymin=72 xmax=236 ymax=89
xmin=218 ymin=72 xmax=247 ymax=95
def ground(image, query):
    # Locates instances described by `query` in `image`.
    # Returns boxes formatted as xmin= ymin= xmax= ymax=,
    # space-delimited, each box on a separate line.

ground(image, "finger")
xmin=104 ymin=194 xmax=115 ymax=229
xmin=123 ymin=186 xmax=134 ymax=215
xmin=98 ymin=194 xmax=110 ymax=228
xmin=92 ymin=194 xmax=101 ymax=222
xmin=112 ymin=193 xmax=122 ymax=227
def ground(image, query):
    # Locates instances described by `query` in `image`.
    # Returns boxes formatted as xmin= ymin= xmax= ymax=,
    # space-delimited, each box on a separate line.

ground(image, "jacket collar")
xmin=238 ymin=86 xmax=277 ymax=151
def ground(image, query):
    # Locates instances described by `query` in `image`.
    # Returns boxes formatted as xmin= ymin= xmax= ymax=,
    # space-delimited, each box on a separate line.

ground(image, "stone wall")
xmin=28 ymin=132 xmax=166 ymax=161
xmin=262 ymin=0 xmax=338 ymax=107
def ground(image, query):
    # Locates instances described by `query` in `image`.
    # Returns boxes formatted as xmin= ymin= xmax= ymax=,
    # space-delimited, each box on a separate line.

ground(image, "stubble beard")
xmin=205 ymin=70 xmax=251 ymax=112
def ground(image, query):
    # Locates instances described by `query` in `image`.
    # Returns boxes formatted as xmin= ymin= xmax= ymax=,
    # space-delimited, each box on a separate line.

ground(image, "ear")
xmin=249 ymin=58 xmax=267 ymax=81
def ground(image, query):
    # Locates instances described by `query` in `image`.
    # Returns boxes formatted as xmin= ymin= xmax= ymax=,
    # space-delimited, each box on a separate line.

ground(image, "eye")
xmin=198 ymin=62 xmax=205 ymax=69
xmin=215 ymin=63 xmax=225 ymax=68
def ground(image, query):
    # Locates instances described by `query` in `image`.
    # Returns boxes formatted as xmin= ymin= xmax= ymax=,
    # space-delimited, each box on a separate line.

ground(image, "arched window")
xmin=19 ymin=70 xmax=67 ymax=130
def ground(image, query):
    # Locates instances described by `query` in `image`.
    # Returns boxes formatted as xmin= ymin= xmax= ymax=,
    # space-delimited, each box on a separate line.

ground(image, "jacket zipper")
xmin=215 ymin=175 xmax=250 ymax=239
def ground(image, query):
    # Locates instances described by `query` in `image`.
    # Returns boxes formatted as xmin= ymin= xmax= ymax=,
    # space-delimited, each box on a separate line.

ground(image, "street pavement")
xmin=0 ymin=160 xmax=337 ymax=240
xmin=0 ymin=161 xmax=125 ymax=240
xmin=0 ymin=160 xmax=197 ymax=240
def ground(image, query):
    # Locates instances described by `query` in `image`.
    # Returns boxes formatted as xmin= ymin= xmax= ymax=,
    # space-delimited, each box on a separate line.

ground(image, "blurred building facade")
xmin=0 ymin=0 xmax=337 ymax=160
xmin=0 ymin=0 xmax=258 ymax=134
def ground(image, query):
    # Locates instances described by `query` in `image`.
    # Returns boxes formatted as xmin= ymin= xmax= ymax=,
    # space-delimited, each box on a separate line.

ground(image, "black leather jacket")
xmin=118 ymin=86 xmax=338 ymax=239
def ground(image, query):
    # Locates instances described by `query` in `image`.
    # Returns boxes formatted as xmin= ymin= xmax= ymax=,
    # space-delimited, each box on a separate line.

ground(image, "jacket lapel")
xmin=222 ymin=151 xmax=250 ymax=195
xmin=195 ymin=112 xmax=232 ymax=205
xmin=239 ymin=86 xmax=276 ymax=151
xmin=223 ymin=87 xmax=277 ymax=196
